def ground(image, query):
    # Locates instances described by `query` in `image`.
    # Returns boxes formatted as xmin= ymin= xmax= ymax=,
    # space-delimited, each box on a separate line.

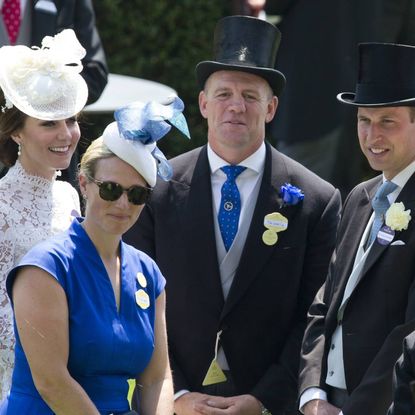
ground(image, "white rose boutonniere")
xmin=385 ymin=202 xmax=411 ymax=231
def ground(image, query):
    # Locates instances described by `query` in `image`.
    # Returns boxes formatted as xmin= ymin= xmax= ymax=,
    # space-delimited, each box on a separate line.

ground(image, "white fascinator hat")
xmin=103 ymin=95 xmax=190 ymax=187
xmin=0 ymin=29 xmax=88 ymax=120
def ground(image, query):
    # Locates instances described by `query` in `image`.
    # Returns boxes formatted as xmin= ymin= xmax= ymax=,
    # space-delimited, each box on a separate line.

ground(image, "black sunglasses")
xmin=87 ymin=176 xmax=152 ymax=205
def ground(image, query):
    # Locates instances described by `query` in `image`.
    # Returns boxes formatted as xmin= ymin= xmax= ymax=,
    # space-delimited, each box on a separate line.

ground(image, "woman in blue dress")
xmin=0 ymin=97 xmax=190 ymax=414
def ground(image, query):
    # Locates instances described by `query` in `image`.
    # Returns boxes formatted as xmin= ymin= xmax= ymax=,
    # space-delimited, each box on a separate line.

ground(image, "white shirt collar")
xmin=384 ymin=159 xmax=415 ymax=192
xmin=207 ymin=142 xmax=266 ymax=174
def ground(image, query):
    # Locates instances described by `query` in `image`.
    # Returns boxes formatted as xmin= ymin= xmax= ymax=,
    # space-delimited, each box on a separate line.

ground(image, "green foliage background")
xmin=85 ymin=1 xmax=232 ymax=158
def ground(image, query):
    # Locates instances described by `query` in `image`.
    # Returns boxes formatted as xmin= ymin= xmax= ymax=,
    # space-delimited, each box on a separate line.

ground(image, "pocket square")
xmin=391 ymin=240 xmax=405 ymax=246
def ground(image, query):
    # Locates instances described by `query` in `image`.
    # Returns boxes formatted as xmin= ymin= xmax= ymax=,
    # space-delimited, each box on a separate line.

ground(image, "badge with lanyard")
xmin=202 ymin=330 xmax=227 ymax=386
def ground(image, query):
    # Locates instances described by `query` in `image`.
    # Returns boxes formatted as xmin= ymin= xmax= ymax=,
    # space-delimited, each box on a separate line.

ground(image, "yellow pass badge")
xmin=135 ymin=289 xmax=150 ymax=309
xmin=202 ymin=359 xmax=227 ymax=386
xmin=136 ymin=272 xmax=147 ymax=288
xmin=263 ymin=212 xmax=288 ymax=232
xmin=262 ymin=229 xmax=278 ymax=246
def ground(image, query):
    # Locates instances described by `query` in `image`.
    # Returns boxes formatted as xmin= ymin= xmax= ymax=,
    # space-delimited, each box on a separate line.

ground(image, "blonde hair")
xmin=79 ymin=137 xmax=115 ymax=179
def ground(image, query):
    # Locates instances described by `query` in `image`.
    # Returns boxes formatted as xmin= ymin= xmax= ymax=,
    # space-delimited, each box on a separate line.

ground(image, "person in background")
xmin=0 ymin=28 xmax=88 ymax=400
xmin=299 ymin=42 xmax=415 ymax=415
xmin=125 ymin=15 xmax=341 ymax=415
xmin=231 ymin=0 xmax=266 ymax=17
xmin=264 ymin=0 xmax=415 ymax=198
xmin=0 ymin=96 xmax=190 ymax=414
xmin=0 ymin=0 xmax=109 ymax=184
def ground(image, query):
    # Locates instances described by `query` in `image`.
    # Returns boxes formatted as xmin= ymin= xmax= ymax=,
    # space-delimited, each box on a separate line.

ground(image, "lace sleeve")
xmin=0 ymin=204 xmax=17 ymax=400
xmin=0 ymin=207 xmax=16 ymax=307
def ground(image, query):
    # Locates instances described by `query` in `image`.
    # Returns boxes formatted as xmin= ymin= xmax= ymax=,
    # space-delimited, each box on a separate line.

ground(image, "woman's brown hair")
xmin=0 ymin=89 xmax=27 ymax=167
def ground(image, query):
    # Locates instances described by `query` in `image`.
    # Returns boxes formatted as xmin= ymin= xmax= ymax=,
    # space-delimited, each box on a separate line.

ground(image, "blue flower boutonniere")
xmin=279 ymin=183 xmax=304 ymax=208
xmin=262 ymin=184 xmax=304 ymax=246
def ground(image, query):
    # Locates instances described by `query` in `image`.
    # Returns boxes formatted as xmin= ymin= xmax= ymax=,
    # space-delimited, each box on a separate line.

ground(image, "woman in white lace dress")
xmin=0 ymin=30 xmax=88 ymax=399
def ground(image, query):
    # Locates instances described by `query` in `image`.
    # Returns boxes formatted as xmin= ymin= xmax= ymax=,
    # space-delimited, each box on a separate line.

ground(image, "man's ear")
xmin=199 ymin=90 xmax=209 ymax=120
xmin=265 ymin=96 xmax=278 ymax=123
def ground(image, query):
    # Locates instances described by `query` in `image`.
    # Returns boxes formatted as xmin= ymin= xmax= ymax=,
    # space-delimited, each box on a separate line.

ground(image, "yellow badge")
xmin=262 ymin=212 xmax=288 ymax=246
xmin=202 ymin=359 xmax=227 ymax=386
xmin=135 ymin=289 xmax=150 ymax=309
xmin=262 ymin=229 xmax=279 ymax=246
xmin=263 ymin=212 xmax=288 ymax=232
xmin=136 ymin=272 xmax=147 ymax=288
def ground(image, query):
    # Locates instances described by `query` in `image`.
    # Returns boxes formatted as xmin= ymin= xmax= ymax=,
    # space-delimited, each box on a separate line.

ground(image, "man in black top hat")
xmin=299 ymin=42 xmax=415 ymax=415
xmin=125 ymin=15 xmax=341 ymax=415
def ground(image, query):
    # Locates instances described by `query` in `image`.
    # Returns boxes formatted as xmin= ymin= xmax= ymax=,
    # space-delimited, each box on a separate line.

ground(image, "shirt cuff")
xmin=174 ymin=389 xmax=190 ymax=401
xmin=299 ymin=387 xmax=328 ymax=413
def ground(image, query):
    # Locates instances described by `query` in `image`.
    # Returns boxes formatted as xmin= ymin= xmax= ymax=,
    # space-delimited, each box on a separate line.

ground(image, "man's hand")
xmin=175 ymin=392 xmax=216 ymax=415
xmin=193 ymin=394 xmax=262 ymax=415
xmin=303 ymin=399 xmax=341 ymax=415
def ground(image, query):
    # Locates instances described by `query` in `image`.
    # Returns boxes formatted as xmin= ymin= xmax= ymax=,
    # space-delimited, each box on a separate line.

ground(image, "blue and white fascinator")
xmin=102 ymin=95 xmax=190 ymax=187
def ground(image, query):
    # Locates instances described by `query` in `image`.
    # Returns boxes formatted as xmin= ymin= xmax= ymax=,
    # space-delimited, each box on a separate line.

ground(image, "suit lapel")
xmin=220 ymin=144 xmax=299 ymax=319
xmin=361 ymin=172 xmax=415 ymax=277
xmin=178 ymin=147 xmax=224 ymax=309
xmin=336 ymin=181 xmax=376 ymax=284
xmin=341 ymin=185 xmax=372 ymax=265
xmin=326 ymin=180 xmax=375 ymax=329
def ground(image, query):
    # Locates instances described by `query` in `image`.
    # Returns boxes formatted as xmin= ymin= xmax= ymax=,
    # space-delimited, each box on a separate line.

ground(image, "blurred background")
xmin=85 ymin=1 xmax=231 ymax=162
xmin=88 ymin=0 xmax=415 ymax=198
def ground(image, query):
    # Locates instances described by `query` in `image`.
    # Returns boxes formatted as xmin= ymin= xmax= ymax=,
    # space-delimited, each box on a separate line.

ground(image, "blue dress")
xmin=0 ymin=218 xmax=165 ymax=415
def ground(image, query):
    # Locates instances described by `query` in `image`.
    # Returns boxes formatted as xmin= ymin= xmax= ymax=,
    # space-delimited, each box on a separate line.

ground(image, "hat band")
xmin=355 ymin=83 xmax=415 ymax=104
xmin=220 ymin=58 xmax=261 ymax=68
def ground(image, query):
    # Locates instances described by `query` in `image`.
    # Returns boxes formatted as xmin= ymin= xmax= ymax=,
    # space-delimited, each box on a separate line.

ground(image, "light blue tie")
xmin=366 ymin=180 xmax=398 ymax=248
xmin=218 ymin=165 xmax=246 ymax=251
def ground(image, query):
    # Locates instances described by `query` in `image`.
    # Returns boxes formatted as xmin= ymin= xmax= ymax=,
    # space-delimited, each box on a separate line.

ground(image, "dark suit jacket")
xmin=31 ymin=0 xmax=108 ymax=104
xmin=388 ymin=331 xmax=415 ymax=415
xmin=124 ymin=143 xmax=341 ymax=414
xmin=299 ymin=173 xmax=415 ymax=415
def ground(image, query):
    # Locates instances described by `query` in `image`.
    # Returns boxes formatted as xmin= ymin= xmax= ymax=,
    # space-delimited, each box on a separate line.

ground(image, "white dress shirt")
xmin=174 ymin=143 xmax=266 ymax=401
xmin=208 ymin=142 xmax=265 ymax=240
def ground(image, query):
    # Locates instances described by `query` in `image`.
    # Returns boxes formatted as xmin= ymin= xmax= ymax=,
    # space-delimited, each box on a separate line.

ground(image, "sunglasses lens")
xmin=99 ymin=182 xmax=123 ymax=201
xmin=127 ymin=186 xmax=152 ymax=205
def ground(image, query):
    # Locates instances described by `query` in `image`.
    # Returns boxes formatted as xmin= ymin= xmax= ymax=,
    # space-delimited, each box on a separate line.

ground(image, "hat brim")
xmin=196 ymin=61 xmax=286 ymax=97
xmin=337 ymin=92 xmax=415 ymax=107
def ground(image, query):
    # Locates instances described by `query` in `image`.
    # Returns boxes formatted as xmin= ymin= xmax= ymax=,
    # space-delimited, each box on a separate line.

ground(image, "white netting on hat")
xmin=0 ymin=29 xmax=88 ymax=120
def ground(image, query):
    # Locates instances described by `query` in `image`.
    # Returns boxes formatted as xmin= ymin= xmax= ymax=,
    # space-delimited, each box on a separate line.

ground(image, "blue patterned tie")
xmin=218 ymin=165 xmax=246 ymax=251
xmin=366 ymin=180 xmax=398 ymax=248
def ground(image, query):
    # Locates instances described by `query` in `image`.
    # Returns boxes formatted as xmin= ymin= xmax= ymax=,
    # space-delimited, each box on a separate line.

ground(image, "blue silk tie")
xmin=366 ymin=180 xmax=398 ymax=248
xmin=218 ymin=165 xmax=246 ymax=251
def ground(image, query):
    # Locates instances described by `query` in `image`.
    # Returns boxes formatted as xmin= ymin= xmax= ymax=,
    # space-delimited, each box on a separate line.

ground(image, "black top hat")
xmin=337 ymin=42 xmax=415 ymax=107
xmin=196 ymin=16 xmax=286 ymax=97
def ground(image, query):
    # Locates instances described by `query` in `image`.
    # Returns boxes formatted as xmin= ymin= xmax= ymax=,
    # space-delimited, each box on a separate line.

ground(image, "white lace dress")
xmin=0 ymin=161 xmax=80 ymax=400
